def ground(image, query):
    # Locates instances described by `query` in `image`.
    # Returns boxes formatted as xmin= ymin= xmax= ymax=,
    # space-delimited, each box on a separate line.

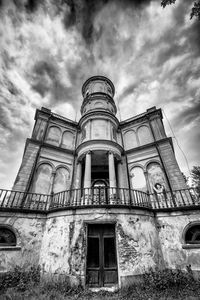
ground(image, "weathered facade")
xmin=0 ymin=76 xmax=200 ymax=288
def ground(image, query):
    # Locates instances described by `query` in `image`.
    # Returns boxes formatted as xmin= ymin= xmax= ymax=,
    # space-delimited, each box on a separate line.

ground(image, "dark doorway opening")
xmin=86 ymin=223 xmax=118 ymax=287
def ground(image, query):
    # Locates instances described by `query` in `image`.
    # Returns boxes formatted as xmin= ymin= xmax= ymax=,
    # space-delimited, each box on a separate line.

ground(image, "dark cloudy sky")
xmin=0 ymin=0 xmax=199 ymax=189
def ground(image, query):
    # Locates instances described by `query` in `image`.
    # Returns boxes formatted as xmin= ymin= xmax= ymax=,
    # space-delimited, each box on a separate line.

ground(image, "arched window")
xmin=32 ymin=163 xmax=52 ymax=194
xmin=0 ymin=227 xmax=16 ymax=246
xmin=124 ymin=131 xmax=138 ymax=150
xmin=147 ymin=162 xmax=167 ymax=192
xmin=46 ymin=126 xmax=61 ymax=146
xmin=61 ymin=131 xmax=74 ymax=149
xmin=130 ymin=167 xmax=147 ymax=192
xmin=53 ymin=167 xmax=70 ymax=194
xmin=137 ymin=126 xmax=153 ymax=146
xmin=92 ymin=180 xmax=108 ymax=187
xmin=185 ymin=225 xmax=200 ymax=244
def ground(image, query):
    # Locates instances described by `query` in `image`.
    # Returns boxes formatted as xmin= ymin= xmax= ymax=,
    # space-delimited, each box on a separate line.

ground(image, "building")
xmin=0 ymin=76 xmax=200 ymax=289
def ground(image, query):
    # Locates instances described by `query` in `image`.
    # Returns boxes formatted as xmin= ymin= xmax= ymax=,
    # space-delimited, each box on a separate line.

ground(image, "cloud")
xmin=0 ymin=0 xmax=199 ymax=189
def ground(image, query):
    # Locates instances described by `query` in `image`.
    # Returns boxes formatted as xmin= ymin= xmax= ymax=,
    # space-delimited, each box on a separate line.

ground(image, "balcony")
xmin=0 ymin=187 xmax=199 ymax=213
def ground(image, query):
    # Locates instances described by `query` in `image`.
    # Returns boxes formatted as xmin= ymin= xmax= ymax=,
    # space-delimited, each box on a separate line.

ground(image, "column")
xmin=75 ymin=161 xmax=82 ymax=204
xmin=108 ymin=151 xmax=117 ymax=203
xmin=83 ymin=151 xmax=92 ymax=189
xmin=117 ymin=160 xmax=123 ymax=189
xmin=109 ymin=151 xmax=117 ymax=188
xmin=49 ymin=171 xmax=56 ymax=209
xmin=76 ymin=161 xmax=82 ymax=189
xmin=83 ymin=151 xmax=92 ymax=204
xmin=117 ymin=160 xmax=124 ymax=203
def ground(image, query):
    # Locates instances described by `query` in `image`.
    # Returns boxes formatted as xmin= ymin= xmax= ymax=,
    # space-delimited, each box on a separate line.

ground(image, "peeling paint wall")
xmin=156 ymin=210 xmax=200 ymax=271
xmin=1 ymin=208 xmax=200 ymax=287
xmin=0 ymin=212 xmax=46 ymax=272
xmin=38 ymin=209 xmax=162 ymax=286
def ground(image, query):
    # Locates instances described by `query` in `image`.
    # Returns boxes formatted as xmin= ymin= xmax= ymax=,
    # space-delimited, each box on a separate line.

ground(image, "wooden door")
xmin=86 ymin=224 xmax=118 ymax=287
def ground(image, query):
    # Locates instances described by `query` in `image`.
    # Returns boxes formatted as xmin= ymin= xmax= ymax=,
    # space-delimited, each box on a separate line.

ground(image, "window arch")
xmin=46 ymin=126 xmax=61 ymax=146
xmin=0 ymin=226 xmax=16 ymax=246
xmin=130 ymin=166 xmax=147 ymax=192
xmin=32 ymin=163 xmax=53 ymax=194
xmin=124 ymin=131 xmax=138 ymax=150
xmin=53 ymin=167 xmax=70 ymax=194
xmin=137 ymin=126 xmax=153 ymax=145
xmin=147 ymin=162 xmax=167 ymax=192
xmin=61 ymin=131 xmax=74 ymax=149
xmin=184 ymin=224 xmax=200 ymax=244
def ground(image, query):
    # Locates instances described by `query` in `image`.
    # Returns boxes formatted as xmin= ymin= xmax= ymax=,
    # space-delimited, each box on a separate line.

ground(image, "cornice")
xmin=125 ymin=137 xmax=173 ymax=154
xmin=75 ymin=139 xmax=124 ymax=157
xmin=26 ymin=138 xmax=75 ymax=155
xmin=78 ymin=109 xmax=120 ymax=127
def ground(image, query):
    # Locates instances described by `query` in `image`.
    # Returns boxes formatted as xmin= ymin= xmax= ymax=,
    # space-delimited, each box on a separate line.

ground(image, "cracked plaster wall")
xmin=156 ymin=210 xmax=200 ymax=271
xmin=38 ymin=209 xmax=162 ymax=285
xmin=0 ymin=212 xmax=46 ymax=272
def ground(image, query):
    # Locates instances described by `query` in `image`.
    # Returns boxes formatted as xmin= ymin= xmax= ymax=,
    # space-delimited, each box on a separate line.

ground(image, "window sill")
xmin=182 ymin=244 xmax=200 ymax=249
xmin=0 ymin=246 xmax=21 ymax=251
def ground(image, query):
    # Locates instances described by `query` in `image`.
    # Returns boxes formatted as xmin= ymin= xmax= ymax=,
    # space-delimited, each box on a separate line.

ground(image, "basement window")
xmin=0 ymin=226 xmax=19 ymax=250
xmin=182 ymin=224 xmax=200 ymax=249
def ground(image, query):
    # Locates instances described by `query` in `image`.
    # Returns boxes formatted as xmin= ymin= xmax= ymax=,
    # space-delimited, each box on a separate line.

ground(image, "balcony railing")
xmin=0 ymin=187 xmax=199 ymax=212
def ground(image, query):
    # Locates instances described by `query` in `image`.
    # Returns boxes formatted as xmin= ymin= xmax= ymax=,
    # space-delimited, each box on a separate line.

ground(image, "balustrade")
xmin=0 ymin=187 xmax=199 ymax=212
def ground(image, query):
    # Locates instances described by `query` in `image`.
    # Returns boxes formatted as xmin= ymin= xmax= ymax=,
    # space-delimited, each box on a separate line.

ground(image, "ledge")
xmin=182 ymin=244 xmax=200 ymax=249
xmin=0 ymin=246 xmax=21 ymax=251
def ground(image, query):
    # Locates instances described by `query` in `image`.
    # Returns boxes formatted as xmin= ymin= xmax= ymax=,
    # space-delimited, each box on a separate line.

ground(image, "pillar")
xmin=76 ymin=161 xmax=82 ymax=189
xmin=83 ymin=151 xmax=91 ymax=189
xmin=117 ymin=160 xmax=123 ymax=189
xmin=108 ymin=151 xmax=116 ymax=188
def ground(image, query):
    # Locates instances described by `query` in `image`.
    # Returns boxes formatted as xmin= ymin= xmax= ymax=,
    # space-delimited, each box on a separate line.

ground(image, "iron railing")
xmin=0 ymin=187 xmax=199 ymax=212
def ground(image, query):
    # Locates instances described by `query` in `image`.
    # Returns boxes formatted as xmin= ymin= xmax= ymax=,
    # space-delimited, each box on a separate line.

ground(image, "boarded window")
xmin=46 ymin=126 xmax=61 ymax=146
xmin=147 ymin=162 xmax=167 ymax=192
xmin=131 ymin=167 xmax=147 ymax=191
xmin=32 ymin=164 xmax=52 ymax=194
xmin=61 ymin=131 xmax=74 ymax=149
xmin=124 ymin=131 xmax=138 ymax=150
xmin=137 ymin=126 xmax=153 ymax=145
xmin=0 ymin=227 xmax=16 ymax=246
xmin=53 ymin=167 xmax=70 ymax=194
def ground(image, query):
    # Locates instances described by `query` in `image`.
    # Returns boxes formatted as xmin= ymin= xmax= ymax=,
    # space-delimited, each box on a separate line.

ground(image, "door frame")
xmin=84 ymin=221 xmax=119 ymax=288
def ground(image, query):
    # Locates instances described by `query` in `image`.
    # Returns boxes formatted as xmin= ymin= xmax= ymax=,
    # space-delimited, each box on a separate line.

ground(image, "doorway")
xmin=86 ymin=223 xmax=118 ymax=287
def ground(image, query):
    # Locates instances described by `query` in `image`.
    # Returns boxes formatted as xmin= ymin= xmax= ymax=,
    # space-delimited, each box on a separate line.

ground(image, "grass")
xmin=1 ymin=266 xmax=200 ymax=300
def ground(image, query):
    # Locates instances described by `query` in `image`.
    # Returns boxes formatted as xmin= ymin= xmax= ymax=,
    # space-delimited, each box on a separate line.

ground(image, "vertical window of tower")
xmin=46 ymin=126 xmax=61 ymax=146
xmin=130 ymin=167 xmax=147 ymax=192
xmin=53 ymin=167 xmax=70 ymax=194
xmin=147 ymin=162 xmax=167 ymax=192
xmin=32 ymin=163 xmax=53 ymax=194
xmin=137 ymin=126 xmax=153 ymax=146
xmin=61 ymin=131 xmax=74 ymax=149
xmin=124 ymin=131 xmax=138 ymax=150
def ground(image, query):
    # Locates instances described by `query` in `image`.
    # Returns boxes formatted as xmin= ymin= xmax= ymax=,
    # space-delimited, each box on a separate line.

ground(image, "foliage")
xmin=161 ymin=0 xmax=200 ymax=20
xmin=39 ymin=273 xmax=83 ymax=296
xmin=191 ymin=166 xmax=200 ymax=196
xmin=0 ymin=265 xmax=40 ymax=292
xmin=1 ymin=265 xmax=200 ymax=299
xmin=143 ymin=265 xmax=196 ymax=291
